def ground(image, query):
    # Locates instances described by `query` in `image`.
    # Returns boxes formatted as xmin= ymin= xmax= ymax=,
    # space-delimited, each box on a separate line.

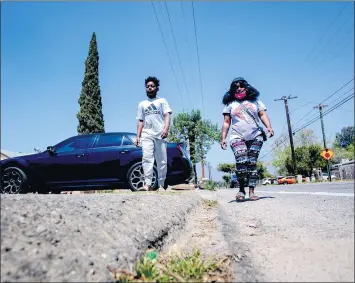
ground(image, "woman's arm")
xmin=221 ymin=114 xmax=231 ymax=149
xmin=258 ymin=110 xmax=274 ymax=137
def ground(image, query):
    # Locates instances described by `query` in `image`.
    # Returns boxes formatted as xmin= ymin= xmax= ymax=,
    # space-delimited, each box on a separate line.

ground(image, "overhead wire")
xmin=191 ymin=1 xmax=205 ymax=114
xmin=164 ymin=1 xmax=192 ymax=107
xmin=151 ymin=1 xmax=186 ymax=107
xmin=292 ymin=92 xmax=354 ymax=134
xmin=304 ymin=2 xmax=350 ymax=62
xmin=290 ymin=78 xmax=354 ymax=129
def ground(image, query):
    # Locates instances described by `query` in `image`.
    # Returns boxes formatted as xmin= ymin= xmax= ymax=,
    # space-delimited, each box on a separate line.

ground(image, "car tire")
xmin=283 ymin=181 xmax=288 ymax=185
xmin=1 ymin=167 xmax=28 ymax=194
xmin=127 ymin=162 xmax=158 ymax=191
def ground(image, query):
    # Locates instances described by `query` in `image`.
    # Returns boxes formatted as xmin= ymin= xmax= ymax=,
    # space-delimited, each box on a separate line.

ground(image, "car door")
xmin=36 ymin=135 xmax=95 ymax=186
xmin=87 ymin=133 xmax=140 ymax=182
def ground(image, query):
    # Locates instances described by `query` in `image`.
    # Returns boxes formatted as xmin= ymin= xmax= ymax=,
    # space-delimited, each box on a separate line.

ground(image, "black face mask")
xmin=146 ymin=92 xmax=157 ymax=98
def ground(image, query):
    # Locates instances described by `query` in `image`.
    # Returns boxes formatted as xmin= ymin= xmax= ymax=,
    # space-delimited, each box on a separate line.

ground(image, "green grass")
xmin=202 ymin=199 xmax=218 ymax=208
xmin=110 ymin=249 xmax=229 ymax=282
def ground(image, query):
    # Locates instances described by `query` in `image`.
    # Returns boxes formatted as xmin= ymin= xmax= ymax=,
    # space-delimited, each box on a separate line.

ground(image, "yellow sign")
xmin=320 ymin=148 xmax=334 ymax=160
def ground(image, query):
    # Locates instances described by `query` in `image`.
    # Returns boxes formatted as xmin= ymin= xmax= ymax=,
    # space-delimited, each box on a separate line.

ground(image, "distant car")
xmin=278 ymin=176 xmax=306 ymax=185
xmin=262 ymin=178 xmax=276 ymax=185
xmin=0 ymin=132 xmax=192 ymax=194
xmin=322 ymin=173 xmax=337 ymax=181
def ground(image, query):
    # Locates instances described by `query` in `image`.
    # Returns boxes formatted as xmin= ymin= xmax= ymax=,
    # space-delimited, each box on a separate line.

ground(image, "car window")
xmin=95 ymin=134 xmax=123 ymax=148
xmin=122 ymin=136 xmax=134 ymax=146
xmin=55 ymin=136 xmax=93 ymax=153
xmin=126 ymin=133 xmax=137 ymax=145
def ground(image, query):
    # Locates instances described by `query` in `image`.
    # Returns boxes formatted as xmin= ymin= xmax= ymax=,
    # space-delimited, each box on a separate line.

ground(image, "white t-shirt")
xmin=136 ymin=96 xmax=172 ymax=139
xmin=223 ymin=99 xmax=267 ymax=141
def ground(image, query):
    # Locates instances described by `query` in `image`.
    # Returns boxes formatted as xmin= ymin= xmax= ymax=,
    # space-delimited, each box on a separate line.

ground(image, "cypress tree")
xmin=77 ymin=32 xmax=105 ymax=134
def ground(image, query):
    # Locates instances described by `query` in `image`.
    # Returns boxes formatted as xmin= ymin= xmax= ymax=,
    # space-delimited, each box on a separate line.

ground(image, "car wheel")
xmin=1 ymin=167 xmax=28 ymax=194
xmin=283 ymin=181 xmax=288 ymax=185
xmin=127 ymin=162 xmax=158 ymax=191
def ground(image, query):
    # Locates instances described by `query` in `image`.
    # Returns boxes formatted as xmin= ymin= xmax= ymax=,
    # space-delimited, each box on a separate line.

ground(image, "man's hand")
xmin=161 ymin=127 xmax=169 ymax=139
xmin=221 ymin=138 xmax=227 ymax=150
xmin=135 ymin=136 xmax=140 ymax=146
xmin=267 ymin=127 xmax=274 ymax=138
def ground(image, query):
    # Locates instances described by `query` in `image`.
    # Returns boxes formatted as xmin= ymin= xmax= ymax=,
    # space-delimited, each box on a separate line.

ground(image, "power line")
xmin=304 ymin=2 xmax=349 ymax=62
xmin=191 ymin=1 xmax=205 ymax=114
xmin=314 ymin=16 xmax=351 ymax=63
xmin=180 ymin=0 xmax=192 ymax=63
xmin=289 ymin=101 xmax=313 ymax=114
xmin=260 ymin=92 xmax=354 ymax=160
xmin=151 ymin=1 xmax=185 ymax=106
xmin=164 ymin=1 xmax=192 ymax=106
xmin=290 ymin=78 xmax=354 ymax=129
xmin=319 ymin=77 xmax=354 ymax=104
xmin=292 ymin=87 xmax=354 ymax=131
xmin=293 ymin=93 xmax=354 ymax=134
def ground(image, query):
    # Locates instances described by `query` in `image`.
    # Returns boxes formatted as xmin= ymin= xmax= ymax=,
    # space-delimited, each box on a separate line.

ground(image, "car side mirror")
xmin=47 ymin=146 xmax=56 ymax=156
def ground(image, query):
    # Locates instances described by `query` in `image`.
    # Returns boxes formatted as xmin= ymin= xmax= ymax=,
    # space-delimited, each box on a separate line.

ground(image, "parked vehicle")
xmin=278 ymin=176 xmax=297 ymax=185
xmin=262 ymin=178 xmax=277 ymax=185
xmin=278 ymin=175 xmax=306 ymax=185
xmin=322 ymin=173 xmax=337 ymax=181
xmin=0 ymin=132 xmax=192 ymax=194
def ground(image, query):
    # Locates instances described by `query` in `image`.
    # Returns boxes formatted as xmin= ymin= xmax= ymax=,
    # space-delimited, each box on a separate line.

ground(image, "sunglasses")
xmin=146 ymin=84 xmax=156 ymax=89
xmin=234 ymin=81 xmax=246 ymax=89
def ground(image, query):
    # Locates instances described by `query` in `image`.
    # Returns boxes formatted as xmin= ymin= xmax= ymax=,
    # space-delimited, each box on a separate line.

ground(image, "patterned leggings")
xmin=230 ymin=135 xmax=264 ymax=189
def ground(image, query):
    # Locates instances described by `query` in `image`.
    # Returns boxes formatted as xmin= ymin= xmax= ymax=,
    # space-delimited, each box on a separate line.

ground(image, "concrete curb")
xmin=1 ymin=193 xmax=202 ymax=282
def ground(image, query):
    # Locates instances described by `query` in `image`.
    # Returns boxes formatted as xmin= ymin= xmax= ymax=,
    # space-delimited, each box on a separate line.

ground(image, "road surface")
xmin=198 ymin=181 xmax=354 ymax=282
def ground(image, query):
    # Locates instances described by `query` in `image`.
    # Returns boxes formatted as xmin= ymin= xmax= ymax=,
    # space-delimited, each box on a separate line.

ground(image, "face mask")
xmin=146 ymin=92 xmax=156 ymax=99
xmin=234 ymin=90 xmax=246 ymax=100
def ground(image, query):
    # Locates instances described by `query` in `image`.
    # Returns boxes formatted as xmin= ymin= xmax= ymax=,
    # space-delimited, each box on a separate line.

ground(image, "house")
xmin=1 ymin=149 xmax=34 ymax=160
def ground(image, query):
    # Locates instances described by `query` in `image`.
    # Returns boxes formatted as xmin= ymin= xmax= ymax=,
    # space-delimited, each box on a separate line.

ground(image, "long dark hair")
xmin=222 ymin=77 xmax=260 ymax=105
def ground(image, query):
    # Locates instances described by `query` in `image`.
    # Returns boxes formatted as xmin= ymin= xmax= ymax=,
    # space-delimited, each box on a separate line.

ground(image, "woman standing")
xmin=221 ymin=77 xmax=274 ymax=201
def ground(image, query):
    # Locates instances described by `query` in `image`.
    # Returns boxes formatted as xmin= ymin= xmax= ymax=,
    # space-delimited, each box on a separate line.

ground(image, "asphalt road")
xmin=256 ymin=181 xmax=354 ymax=195
xmin=198 ymin=182 xmax=354 ymax=282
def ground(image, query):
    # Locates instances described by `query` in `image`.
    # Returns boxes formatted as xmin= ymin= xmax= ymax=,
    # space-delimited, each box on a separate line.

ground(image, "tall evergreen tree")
xmin=77 ymin=32 xmax=105 ymax=134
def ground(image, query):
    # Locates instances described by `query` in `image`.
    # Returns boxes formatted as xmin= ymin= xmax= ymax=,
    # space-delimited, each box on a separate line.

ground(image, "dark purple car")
xmin=0 ymin=132 xmax=193 ymax=194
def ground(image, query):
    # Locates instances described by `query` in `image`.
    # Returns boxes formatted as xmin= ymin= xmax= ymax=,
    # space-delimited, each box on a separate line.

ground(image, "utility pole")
xmin=208 ymin=162 xmax=212 ymax=181
xmin=314 ymin=104 xmax=332 ymax=182
xmin=274 ymin=95 xmax=298 ymax=175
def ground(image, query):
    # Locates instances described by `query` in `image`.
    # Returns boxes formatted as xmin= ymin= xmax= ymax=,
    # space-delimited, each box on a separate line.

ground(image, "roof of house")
xmin=1 ymin=149 xmax=34 ymax=158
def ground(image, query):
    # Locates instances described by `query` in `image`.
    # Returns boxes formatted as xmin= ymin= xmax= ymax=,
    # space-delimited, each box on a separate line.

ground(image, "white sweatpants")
xmin=141 ymin=136 xmax=167 ymax=187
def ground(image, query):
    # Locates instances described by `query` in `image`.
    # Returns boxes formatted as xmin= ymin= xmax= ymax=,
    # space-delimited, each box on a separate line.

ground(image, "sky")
xmin=1 ymin=1 xmax=354 ymax=181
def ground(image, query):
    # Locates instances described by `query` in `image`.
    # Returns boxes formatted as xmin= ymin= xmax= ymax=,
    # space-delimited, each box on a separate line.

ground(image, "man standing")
xmin=136 ymin=76 xmax=172 ymax=191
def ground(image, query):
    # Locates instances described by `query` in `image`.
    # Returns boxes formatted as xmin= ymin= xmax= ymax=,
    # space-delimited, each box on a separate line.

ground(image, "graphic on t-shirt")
xmin=232 ymin=102 xmax=257 ymax=123
xmin=144 ymin=103 xmax=161 ymax=116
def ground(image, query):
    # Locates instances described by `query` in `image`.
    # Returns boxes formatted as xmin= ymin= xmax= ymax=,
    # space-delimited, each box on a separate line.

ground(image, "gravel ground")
xmin=1 ymin=192 xmax=201 ymax=282
xmin=214 ymin=189 xmax=354 ymax=282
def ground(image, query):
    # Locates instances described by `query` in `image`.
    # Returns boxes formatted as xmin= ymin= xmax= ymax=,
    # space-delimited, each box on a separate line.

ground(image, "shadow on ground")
xmin=228 ymin=196 xmax=275 ymax=203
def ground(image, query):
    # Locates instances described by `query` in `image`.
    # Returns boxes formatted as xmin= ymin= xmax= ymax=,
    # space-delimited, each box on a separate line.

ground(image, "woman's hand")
xmin=221 ymin=138 xmax=227 ymax=150
xmin=266 ymin=127 xmax=274 ymax=138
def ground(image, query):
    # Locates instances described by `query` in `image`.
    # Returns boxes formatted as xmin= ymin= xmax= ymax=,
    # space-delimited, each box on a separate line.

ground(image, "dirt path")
xmin=160 ymin=199 xmax=235 ymax=282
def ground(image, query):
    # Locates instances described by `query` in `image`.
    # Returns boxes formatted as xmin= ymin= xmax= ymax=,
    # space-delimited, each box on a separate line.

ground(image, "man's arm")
xmin=161 ymin=112 xmax=171 ymax=139
xmin=136 ymin=120 xmax=144 ymax=146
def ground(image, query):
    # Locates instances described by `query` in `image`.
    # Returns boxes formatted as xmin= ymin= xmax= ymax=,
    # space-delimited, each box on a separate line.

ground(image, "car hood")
xmin=1 ymin=152 xmax=44 ymax=164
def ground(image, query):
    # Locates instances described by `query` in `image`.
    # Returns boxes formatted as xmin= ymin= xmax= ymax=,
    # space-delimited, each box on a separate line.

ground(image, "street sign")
xmin=320 ymin=148 xmax=334 ymax=160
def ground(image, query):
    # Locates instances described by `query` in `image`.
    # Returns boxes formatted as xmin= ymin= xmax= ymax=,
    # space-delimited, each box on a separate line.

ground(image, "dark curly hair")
xmin=222 ymin=77 xmax=260 ymax=105
xmin=145 ymin=76 xmax=160 ymax=88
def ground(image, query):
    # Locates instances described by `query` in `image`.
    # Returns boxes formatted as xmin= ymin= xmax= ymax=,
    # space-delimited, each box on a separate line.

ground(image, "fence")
xmin=331 ymin=160 xmax=354 ymax=180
